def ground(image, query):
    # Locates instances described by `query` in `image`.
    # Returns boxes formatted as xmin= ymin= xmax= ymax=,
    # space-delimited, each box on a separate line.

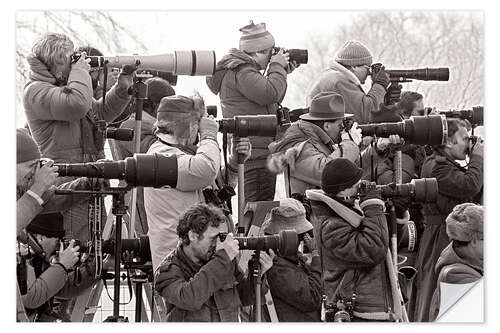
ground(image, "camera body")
xmin=272 ymin=47 xmax=308 ymax=65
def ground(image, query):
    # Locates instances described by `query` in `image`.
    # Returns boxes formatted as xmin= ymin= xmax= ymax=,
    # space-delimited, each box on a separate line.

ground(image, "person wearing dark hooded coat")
xmin=206 ymin=20 xmax=297 ymax=203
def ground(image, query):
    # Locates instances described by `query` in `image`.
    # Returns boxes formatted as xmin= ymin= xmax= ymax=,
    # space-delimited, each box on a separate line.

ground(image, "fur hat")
xmin=335 ymin=40 xmax=373 ymax=67
xmin=17 ymin=128 xmax=41 ymax=164
xmin=321 ymin=158 xmax=363 ymax=195
xmin=239 ymin=20 xmax=275 ymax=53
xmin=156 ymin=94 xmax=205 ymax=124
xmin=446 ymin=203 xmax=483 ymax=242
xmin=261 ymin=198 xmax=313 ymax=235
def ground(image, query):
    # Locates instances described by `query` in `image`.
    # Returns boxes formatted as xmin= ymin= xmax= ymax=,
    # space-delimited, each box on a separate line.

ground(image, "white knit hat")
xmin=239 ymin=20 xmax=275 ymax=53
xmin=335 ymin=40 xmax=373 ymax=66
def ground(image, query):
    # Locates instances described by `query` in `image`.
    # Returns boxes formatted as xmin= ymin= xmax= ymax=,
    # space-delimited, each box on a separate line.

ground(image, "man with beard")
xmin=409 ymin=119 xmax=483 ymax=322
xmin=267 ymin=92 xmax=362 ymax=197
xmin=154 ymin=203 xmax=273 ymax=322
xmin=206 ymin=20 xmax=298 ymax=203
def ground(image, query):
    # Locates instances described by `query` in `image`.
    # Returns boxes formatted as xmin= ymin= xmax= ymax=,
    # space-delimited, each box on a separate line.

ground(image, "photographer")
xmin=259 ymin=198 xmax=323 ymax=322
xmin=144 ymin=94 xmax=251 ymax=272
xmin=114 ymin=77 xmax=176 ymax=159
xmin=307 ymin=40 xmax=398 ymax=124
xmin=308 ymin=158 xmax=396 ymax=322
xmin=17 ymin=213 xmax=104 ymax=321
xmin=268 ymin=92 xmax=361 ymax=197
xmin=23 ymin=32 xmax=135 ymax=242
xmin=206 ymin=20 xmax=297 ymax=203
xmin=409 ymin=118 xmax=483 ymax=322
xmin=154 ymin=203 xmax=273 ymax=322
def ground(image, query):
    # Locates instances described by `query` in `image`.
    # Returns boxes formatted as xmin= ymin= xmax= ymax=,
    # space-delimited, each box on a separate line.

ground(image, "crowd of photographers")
xmin=16 ymin=20 xmax=483 ymax=323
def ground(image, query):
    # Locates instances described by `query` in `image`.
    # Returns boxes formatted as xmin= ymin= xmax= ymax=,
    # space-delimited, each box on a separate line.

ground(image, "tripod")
xmin=56 ymin=186 xmax=131 ymax=322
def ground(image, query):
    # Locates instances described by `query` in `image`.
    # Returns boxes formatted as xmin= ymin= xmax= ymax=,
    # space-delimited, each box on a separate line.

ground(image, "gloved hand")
xmin=216 ymin=232 xmax=239 ymax=261
xmin=371 ymin=63 xmax=391 ymax=90
xmin=71 ymin=51 xmax=91 ymax=72
xmin=116 ymin=65 xmax=136 ymax=92
xmin=376 ymin=134 xmax=403 ymax=152
xmin=386 ymin=83 xmax=403 ymax=104
xmin=359 ymin=180 xmax=383 ymax=203
xmin=199 ymin=115 xmax=219 ymax=141
xmin=341 ymin=122 xmax=362 ymax=146
xmin=270 ymin=48 xmax=289 ymax=68
xmin=285 ymin=59 xmax=299 ymax=74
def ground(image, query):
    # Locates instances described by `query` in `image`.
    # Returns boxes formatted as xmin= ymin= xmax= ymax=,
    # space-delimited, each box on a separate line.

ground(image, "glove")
xmin=359 ymin=180 xmax=383 ymax=203
xmin=340 ymin=122 xmax=362 ymax=146
xmin=376 ymin=134 xmax=402 ymax=152
xmin=199 ymin=116 xmax=219 ymax=141
xmin=371 ymin=63 xmax=391 ymax=90
xmin=386 ymin=83 xmax=403 ymax=104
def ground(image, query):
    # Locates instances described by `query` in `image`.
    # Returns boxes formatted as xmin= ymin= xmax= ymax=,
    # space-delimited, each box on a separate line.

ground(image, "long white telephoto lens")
xmin=95 ymin=50 xmax=216 ymax=76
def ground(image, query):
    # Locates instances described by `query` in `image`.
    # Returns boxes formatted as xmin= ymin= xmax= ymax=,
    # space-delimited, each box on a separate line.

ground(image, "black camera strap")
xmin=102 ymin=268 xmax=134 ymax=305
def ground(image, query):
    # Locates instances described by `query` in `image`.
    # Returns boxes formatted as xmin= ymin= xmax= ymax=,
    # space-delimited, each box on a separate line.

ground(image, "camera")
xmin=371 ymin=64 xmax=450 ymax=83
xmin=70 ymin=50 xmax=216 ymax=76
xmin=106 ymin=128 xmax=134 ymax=141
xmin=466 ymin=135 xmax=483 ymax=155
xmin=62 ymin=236 xmax=151 ymax=263
xmin=439 ymin=106 xmax=483 ymax=127
xmin=206 ymin=105 xmax=218 ymax=118
xmin=218 ymin=115 xmax=278 ymax=137
xmin=54 ymin=153 xmax=178 ymax=188
xmin=357 ymin=115 xmax=447 ymax=145
xmin=276 ymin=106 xmax=310 ymax=128
xmin=358 ymin=178 xmax=438 ymax=203
xmin=272 ymin=47 xmax=308 ymax=65
xmin=218 ymin=229 xmax=298 ymax=256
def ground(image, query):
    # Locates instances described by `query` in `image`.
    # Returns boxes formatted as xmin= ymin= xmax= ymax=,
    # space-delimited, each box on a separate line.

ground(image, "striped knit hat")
xmin=335 ymin=40 xmax=373 ymax=67
xmin=239 ymin=20 xmax=275 ymax=53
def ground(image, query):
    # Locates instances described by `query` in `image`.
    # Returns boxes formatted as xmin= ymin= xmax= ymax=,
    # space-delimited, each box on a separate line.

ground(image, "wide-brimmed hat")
xmin=261 ymin=198 xmax=313 ymax=235
xmin=300 ymin=92 xmax=353 ymax=121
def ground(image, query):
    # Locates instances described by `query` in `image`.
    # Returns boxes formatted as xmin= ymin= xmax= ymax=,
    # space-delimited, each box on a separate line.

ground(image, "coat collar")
xmin=327 ymin=60 xmax=362 ymax=87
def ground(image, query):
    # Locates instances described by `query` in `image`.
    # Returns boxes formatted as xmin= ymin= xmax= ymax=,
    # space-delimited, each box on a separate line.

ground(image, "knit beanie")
xmin=146 ymin=77 xmax=176 ymax=104
xmin=261 ymin=198 xmax=314 ymax=235
xmin=17 ymin=128 xmax=41 ymax=163
xmin=239 ymin=20 xmax=275 ymax=53
xmin=321 ymin=158 xmax=363 ymax=195
xmin=446 ymin=203 xmax=483 ymax=242
xmin=26 ymin=212 xmax=65 ymax=239
xmin=334 ymin=40 xmax=373 ymax=67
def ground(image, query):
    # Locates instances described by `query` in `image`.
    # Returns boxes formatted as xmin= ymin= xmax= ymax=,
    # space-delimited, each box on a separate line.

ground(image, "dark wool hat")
xmin=321 ymin=158 xmax=363 ymax=195
xmin=371 ymin=104 xmax=404 ymax=123
xmin=300 ymin=92 xmax=353 ymax=121
xmin=146 ymin=77 xmax=176 ymax=104
xmin=334 ymin=40 xmax=373 ymax=67
xmin=26 ymin=212 xmax=65 ymax=239
xmin=446 ymin=203 xmax=483 ymax=242
xmin=261 ymin=198 xmax=314 ymax=235
xmin=17 ymin=128 xmax=41 ymax=163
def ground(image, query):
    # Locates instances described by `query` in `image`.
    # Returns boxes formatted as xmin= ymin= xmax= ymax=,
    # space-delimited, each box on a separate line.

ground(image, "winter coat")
xmin=409 ymin=149 xmax=483 ymax=322
xmin=114 ymin=111 xmax=157 ymax=159
xmin=16 ymin=177 xmax=93 ymax=236
xmin=309 ymin=194 xmax=395 ymax=319
xmin=143 ymin=135 xmax=220 ymax=271
xmin=266 ymin=254 xmax=323 ymax=322
xmin=268 ymin=120 xmax=359 ymax=195
xmin=23 ymin=56 xmax=131 ymax=164
xmin=360 ymin=144 xmax=415 ymax=184
xmin=306 ymin=60 xmax=386 ymax=124
xmin=17 ymin=253 xmax=99 ymax=322
xmin=206 ymin=48 xmax=287 ymax=161
xmin=429 ymin=240 xmax=483 ymax=321
xmin=154 ymin=245 xmax=255 ymax=322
